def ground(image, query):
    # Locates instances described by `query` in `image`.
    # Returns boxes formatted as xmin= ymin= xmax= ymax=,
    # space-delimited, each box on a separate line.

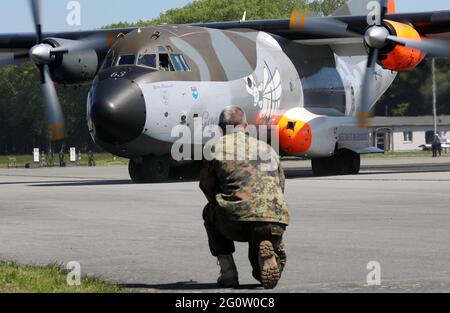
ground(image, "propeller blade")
xmin=0 ymin=57 xmax=15 ymax=68
xmin=29 ymin=1 xmax=65 ymax=142
xmin=42 ymin=65 xmax=65 ymax=141
xmin=379 ymin=0 xmax=389 ymax=24
xmin=290 ymin=7 xmax=360 ymax=38
xmin=29 ymin=0 xmax=43 ymax=43
xmin=358 ymin=48 xmax=379 ymax=128
xmin=0 ymin=53 xmax=30 ymax=68
xmin=386 ymin=36 xmax=450 ymax=58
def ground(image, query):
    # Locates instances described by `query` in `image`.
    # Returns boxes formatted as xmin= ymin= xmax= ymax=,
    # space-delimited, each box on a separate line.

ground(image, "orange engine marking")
xmin=277 ymin=116 xmax=312 ymax=155
xmin=381 ymin=20 xmax=426 ymax=72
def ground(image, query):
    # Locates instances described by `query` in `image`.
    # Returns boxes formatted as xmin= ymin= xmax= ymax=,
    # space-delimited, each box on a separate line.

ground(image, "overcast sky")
xmin=0 ymin=0 xmax=448 ymax=33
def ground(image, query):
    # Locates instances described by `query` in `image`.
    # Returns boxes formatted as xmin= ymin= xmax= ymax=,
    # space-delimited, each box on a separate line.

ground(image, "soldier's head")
xmin=219 ymin=106 xmax=248 ymax=134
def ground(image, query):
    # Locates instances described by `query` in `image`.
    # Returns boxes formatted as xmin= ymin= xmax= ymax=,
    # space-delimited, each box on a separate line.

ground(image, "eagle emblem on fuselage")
xmin=245 ymin=64 xmax=282 ymax=122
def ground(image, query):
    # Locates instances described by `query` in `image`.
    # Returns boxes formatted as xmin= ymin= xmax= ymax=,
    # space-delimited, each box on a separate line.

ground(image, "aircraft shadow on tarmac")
xmin=120 ymin=282 xmax=261 ymax=291
xmin=17 ymin=166 xmax=449 ymax=187
xmin=27 ymin=179 xmax=136 ymax=187
xmin=24 ymin=170 xmax=313 ymax=186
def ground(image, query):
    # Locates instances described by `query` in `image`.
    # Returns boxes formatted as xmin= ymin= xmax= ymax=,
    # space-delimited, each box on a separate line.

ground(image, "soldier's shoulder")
xmin=254 ymin=137 xmax=280 ymax=162
xmin=213 ymin=134 xmax=228 ymax=150
xmin=214 ymin=132 xmax=241 ymax=149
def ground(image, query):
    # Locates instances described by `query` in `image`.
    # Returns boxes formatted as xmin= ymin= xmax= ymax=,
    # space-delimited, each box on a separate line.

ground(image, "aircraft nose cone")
xmin=90 ymin=78 xmax=146 ymax=145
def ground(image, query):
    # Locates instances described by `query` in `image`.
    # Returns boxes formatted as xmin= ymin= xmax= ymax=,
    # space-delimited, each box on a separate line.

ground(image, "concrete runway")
xmin=0 ymin=158 xmax=449 ymax=292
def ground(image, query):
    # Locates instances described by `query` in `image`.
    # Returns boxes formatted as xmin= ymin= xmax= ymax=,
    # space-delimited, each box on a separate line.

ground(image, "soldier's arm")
xmin=199 ymin=160 xmax=218 ymax=203
xmin=278 ymin=162 xmax=286 ymax=193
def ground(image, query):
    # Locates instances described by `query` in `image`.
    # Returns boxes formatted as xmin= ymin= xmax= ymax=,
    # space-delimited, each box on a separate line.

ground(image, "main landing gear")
xmin=128 ymin=155 xmax=202 ymax=183
xmin=128 ymin=155 xmax=171 ymax=183
xmin=311 ymin=150 xmax=360 ymax=176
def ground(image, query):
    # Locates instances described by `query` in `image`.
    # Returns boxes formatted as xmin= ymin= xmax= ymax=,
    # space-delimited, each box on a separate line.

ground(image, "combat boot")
xmin=258 ymin=241 xmax=281 ymax=289
xmin=277 ymin=242 xmax=287 ymax=274
xmin=216 ymin=254 xmax=239 ymax=288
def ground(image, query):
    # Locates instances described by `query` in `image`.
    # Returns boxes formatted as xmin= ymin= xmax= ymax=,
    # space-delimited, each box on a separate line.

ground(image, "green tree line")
xmin=376 ymin=59 xmax=450 ymax=117
xmin=0 ymin=0 xmax=448 ymax=154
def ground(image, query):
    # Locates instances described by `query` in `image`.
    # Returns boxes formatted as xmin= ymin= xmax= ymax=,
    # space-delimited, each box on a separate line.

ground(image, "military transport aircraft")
xmin=1 ymin=0 xmax=449 ymax=182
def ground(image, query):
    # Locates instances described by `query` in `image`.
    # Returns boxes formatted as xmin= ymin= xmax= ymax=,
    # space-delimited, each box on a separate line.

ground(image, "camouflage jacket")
xmin=199 ymin=131 xmax=290 ymax=225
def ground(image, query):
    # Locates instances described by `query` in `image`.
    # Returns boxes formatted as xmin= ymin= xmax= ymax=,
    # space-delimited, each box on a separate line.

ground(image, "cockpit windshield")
xmin=137 ymin=54 xmax=157 ymax=69
xmin=101 ymin=51 xmax=191 ymax=72
xmin=117 ymin=55 xmax=136 ymax=66
xmin=159 ymin=54 xmax=175 ymax=71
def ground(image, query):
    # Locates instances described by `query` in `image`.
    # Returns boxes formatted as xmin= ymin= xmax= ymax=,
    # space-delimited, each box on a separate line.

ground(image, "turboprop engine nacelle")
xmin=277 ymin=108 xmax=338 ymax=158
xmin=378 ymin=20 xmax=426 ymax=72
xmin=39 ymin=38 xmax=99 ymax=84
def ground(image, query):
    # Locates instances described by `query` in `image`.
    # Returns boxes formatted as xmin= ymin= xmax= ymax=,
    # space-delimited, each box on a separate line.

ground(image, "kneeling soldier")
xmin=200 ymin=106 xmax=290 ymax=289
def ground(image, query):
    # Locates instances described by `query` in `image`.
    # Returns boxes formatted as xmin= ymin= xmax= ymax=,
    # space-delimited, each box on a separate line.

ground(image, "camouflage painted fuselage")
xmin=87 ymin=25 xmax=397 ymax=159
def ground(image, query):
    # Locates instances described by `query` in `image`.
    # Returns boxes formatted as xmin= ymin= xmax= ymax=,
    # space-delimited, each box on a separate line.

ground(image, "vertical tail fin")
xmin=332 ymin=0 xmax=396 ymax=16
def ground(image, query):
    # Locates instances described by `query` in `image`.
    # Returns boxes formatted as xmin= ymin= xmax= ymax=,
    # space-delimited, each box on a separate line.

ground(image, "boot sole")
xmin=258 ymin=241 xmax=281 ymax=289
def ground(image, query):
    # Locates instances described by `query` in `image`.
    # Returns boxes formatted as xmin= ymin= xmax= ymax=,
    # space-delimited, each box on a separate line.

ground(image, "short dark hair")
xmin=219 ymin=106 xmax=247 ymax=132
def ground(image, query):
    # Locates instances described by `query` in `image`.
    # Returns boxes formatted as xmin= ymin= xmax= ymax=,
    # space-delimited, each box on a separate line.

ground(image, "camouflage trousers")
xmin=202 ymin=203 xmax=287 ymax=280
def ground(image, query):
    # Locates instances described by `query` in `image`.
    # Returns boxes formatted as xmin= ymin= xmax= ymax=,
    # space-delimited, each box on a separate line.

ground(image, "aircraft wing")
xmin=0 ymin=28 xmax=137 ymax=66
xmin=1 ymin=11 xmax=449 ymax=52
xmin=195 ymin=11 xmax=450 ymax=41
xmin=1 ymin=10 xmax=449 ymax=67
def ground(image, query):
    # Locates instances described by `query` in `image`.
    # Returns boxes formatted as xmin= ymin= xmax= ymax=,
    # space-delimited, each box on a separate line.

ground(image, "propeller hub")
xmin=364 ymin=26 xmax=389 ymax=49
xmin=29 ymin=43 xmax=54 ymax=64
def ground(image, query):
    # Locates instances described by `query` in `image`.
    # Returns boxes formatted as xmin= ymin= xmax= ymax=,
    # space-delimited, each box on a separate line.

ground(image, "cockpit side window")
xmin=137 ymin=54 xmax=157 ymax=69
xmin=180 ymin=55 xmax=191 ymax=71
xmin=170 ymin=54 xmax=191 ymax=72
xmin=117 ymin=55 xmax=136 ymax=66
xmin=102 ymin=54 xmax=114 ymax=69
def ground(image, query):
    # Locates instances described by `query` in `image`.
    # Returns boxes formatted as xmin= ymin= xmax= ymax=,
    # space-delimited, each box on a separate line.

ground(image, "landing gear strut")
xmin=128 ymin=155 xmax=171 ymax=183
xmin=311 ymin=150 xmax=360 ymax=176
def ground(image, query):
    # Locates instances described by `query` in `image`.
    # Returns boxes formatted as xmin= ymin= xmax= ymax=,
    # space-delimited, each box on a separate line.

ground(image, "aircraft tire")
xmin=142 ymin=155 xmax=171 ymax=183
xmin=170 ymin=161 xmax=202 ymax=180
xmin=332 ymin=152 xmax=348 ymax=175
xmin=333 ymin=150 xmax=361 ymax=175
xmin=128 ymin=159 xmax=145 ymax=183
xmin=335 ymin=150 xmax=361 ymax=175
xmin=312 ymin=151 xmax=360 ymax=176
xmin=311 ymin=158 xmax=330 ymax=176
xmin=347 ymin=152 xmax=361 ymax=175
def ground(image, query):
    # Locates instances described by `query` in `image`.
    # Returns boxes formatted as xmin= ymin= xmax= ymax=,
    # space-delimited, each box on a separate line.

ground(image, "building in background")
xmin=371 ymin=116 xmax=450 ymax=152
